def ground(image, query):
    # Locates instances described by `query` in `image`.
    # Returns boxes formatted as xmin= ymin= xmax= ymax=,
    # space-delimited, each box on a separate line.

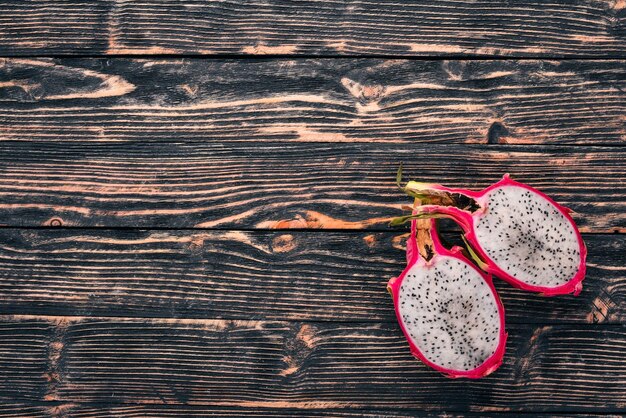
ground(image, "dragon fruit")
xmin=388 ymin=217 xmax=507 ymax=378
xmin=393 ymin=172 xmax=587 ymax=296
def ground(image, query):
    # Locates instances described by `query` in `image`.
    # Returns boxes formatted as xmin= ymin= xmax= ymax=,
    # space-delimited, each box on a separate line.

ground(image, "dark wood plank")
xmin=0 ymin=401 xmax=48 ymax=418
xmin=0 ymin=315 xmax=624 ymax=412
xmin=0 ymin=1 xmax=625 ymax=57
xmin=0 ymin=1 xmax=110 ymax=56
xmin=0 ymin=401 xmax=616 ymax=418
xmin=0 ymin=320 xmax=53 ymax=400
xmin=0 ymin=230 xmax=622 ymax=324
xmin=1 ymin=59 xmax=624 ymax=145
xmin=0 ymin=403 xmax=614 ymax=418
xmin=0 ymin=142 xmax=623 ymax=231
xmin=77 ymin=412 xmax=618 ymax=418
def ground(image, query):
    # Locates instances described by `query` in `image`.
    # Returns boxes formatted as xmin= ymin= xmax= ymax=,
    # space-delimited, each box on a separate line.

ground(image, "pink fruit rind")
xmin=407 ymin=174 xmax=587 ymax=296
xmin=387 ymin=218 xmax=507 ymax=379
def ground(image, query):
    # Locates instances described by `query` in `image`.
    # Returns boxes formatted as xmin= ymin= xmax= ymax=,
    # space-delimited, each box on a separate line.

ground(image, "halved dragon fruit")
xmin=394 ymin=173 xmax=587 ymax=296
xmin=388 ymin=217 xmax=507 ymax=378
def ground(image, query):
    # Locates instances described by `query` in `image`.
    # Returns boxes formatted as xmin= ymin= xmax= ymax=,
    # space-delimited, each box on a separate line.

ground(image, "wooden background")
xmin=0 ymin=1 xmax=625 ymax=416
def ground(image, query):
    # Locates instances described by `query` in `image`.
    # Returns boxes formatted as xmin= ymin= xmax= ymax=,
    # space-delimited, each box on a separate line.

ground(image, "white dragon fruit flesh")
xmin=388 ymin=218 xmax=507 ymax=378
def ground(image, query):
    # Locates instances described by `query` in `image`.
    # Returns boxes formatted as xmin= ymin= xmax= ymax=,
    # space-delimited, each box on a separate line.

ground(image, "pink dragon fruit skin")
xmin=388 ymin=218 xmax=507 ymax=379
xmin=403 ymin=175 xmax=587 ymax=297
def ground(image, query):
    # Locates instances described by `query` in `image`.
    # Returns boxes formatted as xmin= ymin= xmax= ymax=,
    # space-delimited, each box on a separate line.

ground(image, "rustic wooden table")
xmin=0 ymin=1 xmax=625 ymax=416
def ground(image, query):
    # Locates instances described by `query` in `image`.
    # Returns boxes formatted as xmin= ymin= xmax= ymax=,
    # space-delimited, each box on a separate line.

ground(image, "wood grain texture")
xmin=0 ymin=401 xmax=49 ymax=418
xmin=0 ymin=1 xmax=110 ymax=56
xmin=1 ymin=59 xmax=624 ymax=145
xmin=0 ymin=141 xmax=623 ymax=231
xmin=0 ymin=320 xmax=52 ymax=399
xmin=2 ymin=4 xmax=625 ymax=415
xmin=0 ymin=403 xmax=616 ymax=418
xmin=0 ymin=1 xmax=625 ymax=57
xmin=0 ymin=315 xmax=625 ymax=412
xmin=0 ymin=230 xmax=622 ymax=324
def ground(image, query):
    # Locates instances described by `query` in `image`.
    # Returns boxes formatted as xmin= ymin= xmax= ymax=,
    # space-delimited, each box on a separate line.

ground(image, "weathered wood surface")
xmin=1 ymin=3 xmax=625 ymax=414
xmin=0 ymin=230 xmax=621 ymax=324
xmin=0 ymin=401 xmax=49 ymax=418
xmin=0 ymin=404 xmax=615 ymax=418
xmin=0 ymin=403 xmax=616 ymax=418
xmin=1 ymin=315 xmax=625 ymax=412
xmin=1 ymin=59 xmax=625 ymax=145
xmin=1 ymin=1 xmax=625 ymax=57
xmin=0 ymin=142 xmax=623 ymax=231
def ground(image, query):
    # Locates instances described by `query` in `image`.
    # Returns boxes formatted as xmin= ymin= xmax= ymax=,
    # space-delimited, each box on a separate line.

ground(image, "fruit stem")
xmin=396 ymin=164 xmax=438 ymax=201
xmin=392 ymin=205 xmax=473 ymax=233
xmin=414 ymin=218 xmax=435 ymax=261
xmin=403 ymin=198 xmax=436 ymax=262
